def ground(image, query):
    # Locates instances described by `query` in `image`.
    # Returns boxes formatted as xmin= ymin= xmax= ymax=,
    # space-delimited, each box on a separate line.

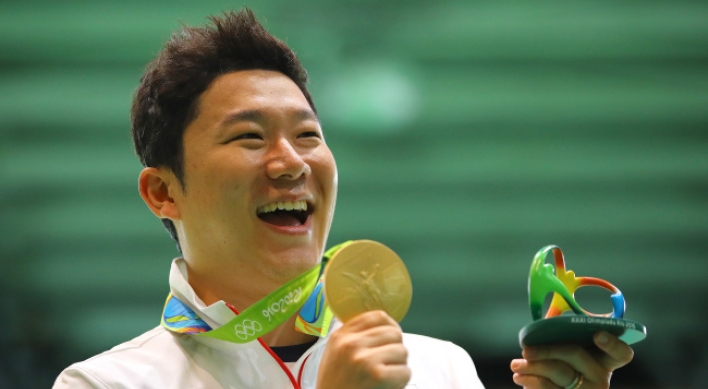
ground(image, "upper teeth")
xmin=257 ymin=200 xmax=307 ymax=214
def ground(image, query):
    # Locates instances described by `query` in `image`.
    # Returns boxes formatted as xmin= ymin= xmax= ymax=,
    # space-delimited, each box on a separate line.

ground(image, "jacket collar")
xmin=168 ymin=257 xmax=238 ymax=330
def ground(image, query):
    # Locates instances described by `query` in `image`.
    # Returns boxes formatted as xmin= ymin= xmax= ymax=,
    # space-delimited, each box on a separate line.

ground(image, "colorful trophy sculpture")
xmin=519 ymin=245 xmax=647 ymax=347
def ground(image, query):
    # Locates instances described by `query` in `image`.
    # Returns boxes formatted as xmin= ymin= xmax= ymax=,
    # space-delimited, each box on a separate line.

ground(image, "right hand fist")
xmin=316 ymin=310 xmax=411 ymax=389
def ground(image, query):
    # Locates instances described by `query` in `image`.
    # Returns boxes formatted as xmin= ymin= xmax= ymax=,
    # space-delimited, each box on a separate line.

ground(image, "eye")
xmin=298 ymin=130 xmax=321 ymax=139
xmin=223 ymin=131 xmax=264 ymax=147
xmin=225 ymin=132 xmax=264 ymax=144
xmin=233 ymin=132 xmax=263 ymax=141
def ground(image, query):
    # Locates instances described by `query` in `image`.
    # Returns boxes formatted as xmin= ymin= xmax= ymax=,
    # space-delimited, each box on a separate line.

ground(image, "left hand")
xmin=510 ymin=331 xmax=634 ymax=389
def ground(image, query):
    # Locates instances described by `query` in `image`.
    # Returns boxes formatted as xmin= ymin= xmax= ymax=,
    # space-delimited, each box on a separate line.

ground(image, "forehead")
xmin=183 ymin=69 xmax=316 ymax=147
xmin=196 ymin=69 xmax=310 ymax=115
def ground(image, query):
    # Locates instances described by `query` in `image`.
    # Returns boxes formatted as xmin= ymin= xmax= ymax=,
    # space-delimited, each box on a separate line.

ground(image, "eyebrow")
xmin=220 ymin=108 xmax=319 ymax=128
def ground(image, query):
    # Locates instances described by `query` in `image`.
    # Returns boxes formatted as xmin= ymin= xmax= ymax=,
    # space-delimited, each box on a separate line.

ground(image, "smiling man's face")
xmin=172 ymin=69 xmax=337 ymax=278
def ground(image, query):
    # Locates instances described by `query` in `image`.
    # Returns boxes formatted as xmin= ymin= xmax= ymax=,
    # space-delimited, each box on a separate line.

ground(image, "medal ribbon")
xmin=161 ymin=241 xmax=353 ymax=343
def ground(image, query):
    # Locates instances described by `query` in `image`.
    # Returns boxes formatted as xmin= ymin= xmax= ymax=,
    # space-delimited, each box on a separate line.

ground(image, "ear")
xmin=138 ymin=167 xmax=182 ymax=220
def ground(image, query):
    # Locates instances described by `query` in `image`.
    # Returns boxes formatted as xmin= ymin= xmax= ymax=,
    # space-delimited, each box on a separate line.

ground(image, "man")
xmin=53 ymin=9 xmax=633 ymax=389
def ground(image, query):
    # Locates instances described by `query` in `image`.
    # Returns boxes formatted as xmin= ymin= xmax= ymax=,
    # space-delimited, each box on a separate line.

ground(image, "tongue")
xmin=259 ymin=211 xmax=303 ymax=227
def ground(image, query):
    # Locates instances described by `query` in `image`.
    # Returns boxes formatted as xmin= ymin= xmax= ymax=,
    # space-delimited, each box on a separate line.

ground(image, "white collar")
xmin=168 ymin=257 xmax=238 ymax=329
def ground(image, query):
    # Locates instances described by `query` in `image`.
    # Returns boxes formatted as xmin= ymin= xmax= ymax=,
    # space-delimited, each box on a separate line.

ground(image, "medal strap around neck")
xmin=161 ymin=241 xmax=353 ymax=344
xmin=294 ymin=241 xmax=354 ymax=336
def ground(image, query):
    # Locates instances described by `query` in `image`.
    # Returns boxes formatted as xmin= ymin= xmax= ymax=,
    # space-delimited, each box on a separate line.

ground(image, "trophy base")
xmin=519 ymin=316 xmax=647 ymax=347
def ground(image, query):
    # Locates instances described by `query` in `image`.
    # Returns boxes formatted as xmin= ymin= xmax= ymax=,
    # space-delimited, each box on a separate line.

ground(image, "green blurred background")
xmin=1 ymin=1 xmax=707 ymax=388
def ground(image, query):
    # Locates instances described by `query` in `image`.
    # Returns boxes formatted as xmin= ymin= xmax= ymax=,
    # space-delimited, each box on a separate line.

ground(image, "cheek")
xmin=316 ymin=152 xmax=338 ymax=221
xmin=184 ymin=160 xmax=241 ymax=208
xmin=314 ymin=149 xmax=338 ymax=190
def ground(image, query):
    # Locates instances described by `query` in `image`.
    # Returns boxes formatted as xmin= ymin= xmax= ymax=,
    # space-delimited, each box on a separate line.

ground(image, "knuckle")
xmin=370 ymin=365 xmax=386 ymax=381
xmin=601 ymin=377 xmax=611 ymax=389
xmin=329 ymin=329 xmax=343 ymax=342
xmin=394 ymin=344 xmax=408 ymax=359
xmin=403 ymin=366 xmax=412 ymax=380
xmin=380 ymin=330 xmax=402 ymax=347
xmin=398 ymin=345 xmax=409 ymax=361
xmin=350 ymin=351 xmax=369 ymax=367
xmin=394 ymin=367 xmax=412 ymax=387
xmin=625 ymin=344 xmax=635 ymax=362
xmin=372 ymin=310 xmax=389 ymax=321
xmin=391 ymin=328 xmax=403 ymax=342
xmin=330 ymin=333 xmax=349 ymax=350
xmin=340 ymin=337 xmax=358 ymax=353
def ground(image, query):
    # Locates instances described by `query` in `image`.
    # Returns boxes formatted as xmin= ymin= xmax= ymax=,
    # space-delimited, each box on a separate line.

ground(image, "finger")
xmin=372 ymin=364 xmax=412 ymax=388
xmin=593 ymin=331 xmax=634 ymax=371
xmin=510 ymin=358 xmax=576 ymax=388
xmin=512 ymin=372 xmax=561 ymax=389
xmin=354 ymin=325 xmax=404 ymax=348
xmin=346 ymin=310 xmax=400 ymax=332
xmin=523 ymin=344 xmax=604 ymax=379
xmin=361 ymin=343 xmax=409 ymax=366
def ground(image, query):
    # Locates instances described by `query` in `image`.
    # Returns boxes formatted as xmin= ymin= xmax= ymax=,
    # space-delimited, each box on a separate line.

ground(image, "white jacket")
xmin=53 ymin=259 xmax=485 ymax=389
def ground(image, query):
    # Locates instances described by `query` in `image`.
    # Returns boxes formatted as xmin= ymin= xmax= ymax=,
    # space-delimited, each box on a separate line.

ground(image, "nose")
xmin=265 ymin=139 xmax=311 ymax=180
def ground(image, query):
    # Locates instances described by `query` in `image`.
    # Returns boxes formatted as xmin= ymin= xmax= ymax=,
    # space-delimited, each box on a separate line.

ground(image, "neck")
xmin=259 ymin=315 xmax=317 ymax=347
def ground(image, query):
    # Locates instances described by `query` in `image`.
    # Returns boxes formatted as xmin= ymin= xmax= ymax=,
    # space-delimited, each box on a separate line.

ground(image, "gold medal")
xmin=323 ymin=240 xmax=413 ymax=323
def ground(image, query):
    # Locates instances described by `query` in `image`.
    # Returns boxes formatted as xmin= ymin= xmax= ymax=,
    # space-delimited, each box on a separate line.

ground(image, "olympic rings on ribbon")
xmin=234 ymin=320 xmax=263 ymax=340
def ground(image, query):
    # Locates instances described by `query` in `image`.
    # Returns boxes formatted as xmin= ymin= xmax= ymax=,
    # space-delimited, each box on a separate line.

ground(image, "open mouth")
xmin=256 ymin=200 xmax=312 ymax=227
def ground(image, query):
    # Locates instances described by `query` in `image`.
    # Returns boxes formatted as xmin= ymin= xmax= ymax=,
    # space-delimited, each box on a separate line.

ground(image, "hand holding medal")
xmin=317 ymin=240 xmax=414 ymax=389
